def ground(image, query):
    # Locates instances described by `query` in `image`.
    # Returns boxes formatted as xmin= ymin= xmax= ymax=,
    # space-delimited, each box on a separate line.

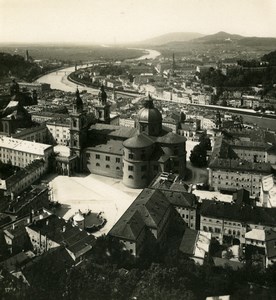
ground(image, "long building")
xmin=0 ymin=136 xmax=53 ymax=169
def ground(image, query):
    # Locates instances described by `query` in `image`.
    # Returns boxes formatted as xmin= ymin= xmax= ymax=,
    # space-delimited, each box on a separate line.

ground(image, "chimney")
xmin=62 ymin=225 xmax=66 ymax=232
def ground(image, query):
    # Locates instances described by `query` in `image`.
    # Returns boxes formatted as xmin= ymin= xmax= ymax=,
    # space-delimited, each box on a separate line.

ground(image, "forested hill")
xmin=0 ymin=52 xmax=42 ymax=82
xmin=262 ymin=50 xmax=276 ymax=66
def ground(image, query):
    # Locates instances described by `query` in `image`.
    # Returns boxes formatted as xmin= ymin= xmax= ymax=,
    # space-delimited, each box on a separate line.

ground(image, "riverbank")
xmin=35 ymin=48 xmax=161 ymax=93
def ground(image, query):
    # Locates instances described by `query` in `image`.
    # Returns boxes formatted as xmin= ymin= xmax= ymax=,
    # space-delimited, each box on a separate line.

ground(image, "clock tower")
xmin=69 ymin=89 xmax=88 ymax=171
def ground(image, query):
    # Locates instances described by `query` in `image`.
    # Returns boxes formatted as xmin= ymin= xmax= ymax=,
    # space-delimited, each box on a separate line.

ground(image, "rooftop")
xmin=109 ymin=188 xmax=172 ymax=241
xmin=123 ymin=133 xmax=154 ymax=149
xmin=209 ymin=158 xmax=272 ymax=174
xmin=87 ymin=140 xmax=124 ymax=155
xmin=200 ymin=200 xmax=276 ymax=227
xmin=27 ymin=214 xmax=95 ymax=257
xmin=0 ymin=136 xmax=52 ymax=155
xmin=89 ymin=123 xmax=137 ymax=140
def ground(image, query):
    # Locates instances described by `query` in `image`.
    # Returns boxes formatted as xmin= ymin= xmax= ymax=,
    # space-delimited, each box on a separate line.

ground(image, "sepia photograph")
xmin=0 ymin=0 xmax=276 ymax=299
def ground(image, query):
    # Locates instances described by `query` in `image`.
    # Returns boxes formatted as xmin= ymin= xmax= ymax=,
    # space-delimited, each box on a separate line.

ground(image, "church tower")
xmin=94 ymin=85 xmax=111 ymax=124
xmin=69 ymin=89 xmax=87 ymax=171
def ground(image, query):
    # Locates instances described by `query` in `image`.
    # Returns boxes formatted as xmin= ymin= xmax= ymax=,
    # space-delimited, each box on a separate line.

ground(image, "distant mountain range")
xmin=136 ymin=32 xmax=204 ymax=45
xmin=135 ymin=31 xmax=276 ymax=47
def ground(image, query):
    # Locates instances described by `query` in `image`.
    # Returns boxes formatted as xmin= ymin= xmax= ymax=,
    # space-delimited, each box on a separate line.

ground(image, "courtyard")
xmin=49 ymin=173 xmax=142 ymax=236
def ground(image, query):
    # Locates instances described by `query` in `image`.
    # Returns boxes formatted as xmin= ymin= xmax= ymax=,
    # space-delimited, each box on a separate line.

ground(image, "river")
xmin=36 ymin=48 xmax=161 ymax=93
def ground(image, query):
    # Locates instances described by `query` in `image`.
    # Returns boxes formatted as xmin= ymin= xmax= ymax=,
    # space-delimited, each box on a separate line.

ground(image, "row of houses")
xmin=109 ymin=180 xmax=276 ymax=267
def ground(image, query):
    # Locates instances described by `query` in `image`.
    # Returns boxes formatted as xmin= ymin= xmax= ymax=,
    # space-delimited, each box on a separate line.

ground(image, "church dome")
xmin=137 ymin=96 xmax=162 ymax=124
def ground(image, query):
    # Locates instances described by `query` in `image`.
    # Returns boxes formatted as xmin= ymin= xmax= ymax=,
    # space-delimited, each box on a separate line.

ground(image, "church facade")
xmin=69 ymin=87 xmax=187 ymax=189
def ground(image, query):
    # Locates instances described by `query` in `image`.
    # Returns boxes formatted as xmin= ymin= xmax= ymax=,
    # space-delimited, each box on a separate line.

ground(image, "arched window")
xmin=106 ymin=165 xmax=110 ymax=169
xmin=96 ymin=163 xmax=100 ymax=167
xmin=128 ymin=175 xmax=133 ymax=179
xmin=116 ymin=167 xmax=120 ymax=170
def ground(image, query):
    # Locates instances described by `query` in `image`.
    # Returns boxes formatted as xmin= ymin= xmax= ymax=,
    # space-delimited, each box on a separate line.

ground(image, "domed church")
xmin=71 ymin=90 xmax=187 ymax=189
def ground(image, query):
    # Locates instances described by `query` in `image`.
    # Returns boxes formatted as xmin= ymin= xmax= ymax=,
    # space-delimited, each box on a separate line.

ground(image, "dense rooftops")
xmin=27 ymin=214 xmax=95 ymax=256
xmin=209 ymin=158 xmax=272 ymax=174
xmin=200 ymin=200 xmax=276 ymax=227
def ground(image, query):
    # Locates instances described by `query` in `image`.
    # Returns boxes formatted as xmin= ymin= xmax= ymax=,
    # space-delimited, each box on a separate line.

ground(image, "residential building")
xmin=179 ymin=228 xmax=211 ymax=265
xmin=26 ymin=214 xmax=95 ymax=262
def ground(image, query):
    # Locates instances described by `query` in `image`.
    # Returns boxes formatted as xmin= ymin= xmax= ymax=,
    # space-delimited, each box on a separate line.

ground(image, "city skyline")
xmin=1 ymin=0 xmax=276 ymax=44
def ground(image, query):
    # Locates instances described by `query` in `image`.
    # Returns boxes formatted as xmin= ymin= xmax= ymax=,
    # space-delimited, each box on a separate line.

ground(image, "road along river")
xmin=36 ymin=48 xmax=161 ymax=93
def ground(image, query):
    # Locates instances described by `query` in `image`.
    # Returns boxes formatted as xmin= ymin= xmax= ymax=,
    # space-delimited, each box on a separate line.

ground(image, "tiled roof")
xmin=209 ymin=158 xmax=272 ymax=174
xmin=89 ymin=123 xmax=137 ymax=139
xmin=6 ymin=159 xmax=45 ymax=187
xmin=109 ymin=188 xmax=171 ymax=241
xmin=156 ymin=131 xmax=186 ymax=144
xmin=200 ymin=200 xmax=276 ymax=227
xmin=27 ymin=215 xmax=95 ymax=255
xmin=160 ymin=189 xmax=197 ymax=208
xmin=87 ymin=140 xmax=124 ymax=155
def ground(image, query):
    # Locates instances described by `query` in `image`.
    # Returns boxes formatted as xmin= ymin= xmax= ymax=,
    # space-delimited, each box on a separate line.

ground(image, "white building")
xmin=0 ymin=136 xmax=53 ymax=168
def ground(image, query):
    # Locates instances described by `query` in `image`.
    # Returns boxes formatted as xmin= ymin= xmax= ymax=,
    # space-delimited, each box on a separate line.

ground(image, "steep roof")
xmin=160 ymin=189 xmax=197 ymax=208
xmin=109 ymin=188 xmax=171 ymax=241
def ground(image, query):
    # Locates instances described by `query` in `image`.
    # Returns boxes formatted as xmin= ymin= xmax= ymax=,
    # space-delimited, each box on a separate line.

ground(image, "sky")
xmin=1 ymin=0 xmax=276 ymax=44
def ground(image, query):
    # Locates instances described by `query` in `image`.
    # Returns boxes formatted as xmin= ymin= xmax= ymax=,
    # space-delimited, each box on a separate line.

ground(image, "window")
xmin=128 ymin=165 xmax=134 ymax=171
xmin=96 ymin=154 xmax=100 ymax=159
xmin=106 ymin=156 xmax=110 ymax=161
xmin=116 ymin=157 xmax=120 ymax=163
xmin=116 ymin=167 xmax=120 ymax=170
xmin=96 ymin=163 xmax=100 ymax=167
xmin=128 ymin=175 xmax=133 ymax=179
xmin=106 ymin=165 xmax=110 ymax=169
xmin=129 ymin=153 xmax=134 ymax=159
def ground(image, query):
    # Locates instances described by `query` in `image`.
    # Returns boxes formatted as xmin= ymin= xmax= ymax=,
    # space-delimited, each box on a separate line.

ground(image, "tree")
xmin=199 ymin=132 xmax=212 ymax=151
xmin=190 ymin=144 xmax=207 ymax=167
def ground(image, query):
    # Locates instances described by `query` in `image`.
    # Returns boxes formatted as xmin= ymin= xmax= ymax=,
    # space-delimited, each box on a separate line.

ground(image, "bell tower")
xmin=94 ymin=85 xmax=110 ymax=124
xmin=69 ymin=89 xmax=87 ymax=171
